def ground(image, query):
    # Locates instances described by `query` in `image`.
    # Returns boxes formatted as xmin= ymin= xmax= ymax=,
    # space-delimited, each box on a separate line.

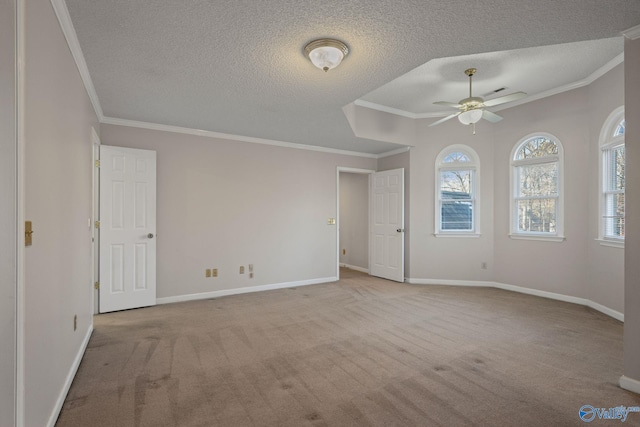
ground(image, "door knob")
xmin=396 ymin=228 xmax=404 ymax=233
xmin=147 ymin=233 xmax=154 ymax=239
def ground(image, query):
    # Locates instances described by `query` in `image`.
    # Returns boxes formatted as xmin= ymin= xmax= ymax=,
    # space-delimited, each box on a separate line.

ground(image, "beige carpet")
xmin=56 ymin=269 xmax=639 ymax=426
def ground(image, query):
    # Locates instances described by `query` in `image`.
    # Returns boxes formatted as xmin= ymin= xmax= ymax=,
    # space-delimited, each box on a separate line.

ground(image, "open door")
xmin=99 ymin=145 xmax=157 ymax=313
xmin=370 ymin=168 xmax=404 ymax=282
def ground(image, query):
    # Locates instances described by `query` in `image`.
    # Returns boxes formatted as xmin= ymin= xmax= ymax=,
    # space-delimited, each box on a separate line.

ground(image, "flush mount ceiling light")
xmin=304 ymin=38 xmax=349 ymax=72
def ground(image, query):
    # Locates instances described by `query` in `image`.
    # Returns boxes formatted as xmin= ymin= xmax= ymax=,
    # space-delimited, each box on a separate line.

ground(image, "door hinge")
xmin=25 ymin=221 xmax=34 ymax=246
xmin=95 ymin=160 xmax=100 ymax=167
xmin=95 ymin=220 xmax=100 ymax=229
xmin=94 ymin=282 xmax=100 ymax=290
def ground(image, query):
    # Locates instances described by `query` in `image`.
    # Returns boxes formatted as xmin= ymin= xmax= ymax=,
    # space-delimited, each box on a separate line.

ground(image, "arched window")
xmin=599 ymin=107 xmax=625 ymax=245
xmin=435 ymin=145 xmax=479 ymax=235
xmin=510 ymin=134 xmax=564 ymax=241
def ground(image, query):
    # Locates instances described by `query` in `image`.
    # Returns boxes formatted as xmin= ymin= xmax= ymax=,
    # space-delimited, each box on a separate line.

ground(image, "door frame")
xmin=16 ymin=0 xmax=25 ymax=424
xmin=91 ymin=128 xmax=100 ymax=314
xmin=336 ymin=167 xmax=375 ymax=280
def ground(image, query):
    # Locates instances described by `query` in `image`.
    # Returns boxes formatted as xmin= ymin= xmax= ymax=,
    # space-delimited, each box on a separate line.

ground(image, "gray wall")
xmin=24 ymin=0 xmax=99 ymax=425
xmin=0 ymin=0 xmax=16 ymax=424
xmin=409 ymin=120 xmax=495 ymax=282
xmin=624 ymin=36 xmax=640 ymax=383
xmin=493 ymin=88 xmax=590 ymax=299
xmin=587 ymin=65 xmax=625 ymax=311
xmin=16 ymin=3 xmax=635 ymax=420
xmin=395 ymin=63 xmax=625 ymax=316
xmin=339 ymin=172 xmax=369 ymax=270
xmin=100 ymin=124 xmax=377 ymax=299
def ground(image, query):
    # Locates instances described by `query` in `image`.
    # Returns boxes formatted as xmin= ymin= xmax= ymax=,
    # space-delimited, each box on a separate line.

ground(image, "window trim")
xmin=434 ymin=145 xmax=480 ymax=237
xmin=509 ymin=132 xmax=565 ymax=241
xmin=598 ymin=106 xmax=625 ymax=247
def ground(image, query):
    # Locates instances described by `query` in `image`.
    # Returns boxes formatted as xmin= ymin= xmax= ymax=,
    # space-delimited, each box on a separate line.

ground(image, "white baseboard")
xmin=156 ymin=277 xmax=338 ymax=305
xmin=47 ymin=324 xmax=94 ymax=427
xmin=585 ymin=300 xmax=624 ymax=322
xmin=407 ymin=278 xmax=495 ymax=287
xmin=406 ymin=277 xmax=623 ymax=322
xmin=340 ymin=264 xmax=369 ymax=274
xmin=620 ymin=376 xmax=640 ymax=395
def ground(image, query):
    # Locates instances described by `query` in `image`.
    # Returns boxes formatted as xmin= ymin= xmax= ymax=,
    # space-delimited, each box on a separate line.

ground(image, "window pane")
xmin=516 ymin=137 xmax=558 ymax=160
xmin=614 ymin=120 xmax=625 ymax=137
xmin=443 ymin=152 xmax=471 ymax=163
xmin=440 ymin=170 xmax=472 ymax=199
xmin=607 ymin=146 xmax=625 ymax=191
xmin=604 ymin=193 xmax=625 ymax=238
xmin=517 ymin=163 xmax=558 ymax=197
xmin=441 ymin=201 xmax=473 ymax=230
xmin=517 ymin=199 xmax=557 ymax=232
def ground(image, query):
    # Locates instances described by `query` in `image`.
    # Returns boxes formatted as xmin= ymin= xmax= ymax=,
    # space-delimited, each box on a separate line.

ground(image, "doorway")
xmin=337 ymin=167 xmax=374 ymax=280
xmin=336 ymin=167 xmax=406 ymax=282
xmin=338 ymin=170 xmax=371 ymax=277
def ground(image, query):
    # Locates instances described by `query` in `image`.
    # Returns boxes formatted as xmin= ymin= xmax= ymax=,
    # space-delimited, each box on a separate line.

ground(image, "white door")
xmin=99 ymin=145 xmax=157 ymax=313
xmin=370 ymin=168 xmax=404 ymax=282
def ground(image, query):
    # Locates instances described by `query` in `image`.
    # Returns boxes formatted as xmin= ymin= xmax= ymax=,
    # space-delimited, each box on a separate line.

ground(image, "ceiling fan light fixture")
xmin=304 ymin=38 xmax=349 ymax=72
xmin=458 ymin=109 xmax=483 ymax=125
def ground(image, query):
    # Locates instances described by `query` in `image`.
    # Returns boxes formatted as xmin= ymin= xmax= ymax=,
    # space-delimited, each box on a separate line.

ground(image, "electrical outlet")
xmin=212 ymin=268 xmax=218 ymax=277
xmin=240 ymin=265 xmax=245 ymax=274
xmin=250 ymin=272 xmax=254 ymax=279
xmin=206 ymin=269 xmax=211 ymax=278
xmin=481 ymin=262 xmax=488 ymax=270
xmin=73 ymin=315 xmax=77 ymax=331
xmin=342 ymin=249 xmax=346 ymax=255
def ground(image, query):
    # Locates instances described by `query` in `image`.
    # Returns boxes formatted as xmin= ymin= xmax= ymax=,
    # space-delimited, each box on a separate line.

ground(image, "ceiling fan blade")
xmin=482 ymin=91 xmax=527 ymax=107
xmin=429 ymin=112 xmax=461 ymax=127
xmin=433 ymin=101 xmax=462 ymax=108
xmin=482 ymin=110 xmax=503 ymax=123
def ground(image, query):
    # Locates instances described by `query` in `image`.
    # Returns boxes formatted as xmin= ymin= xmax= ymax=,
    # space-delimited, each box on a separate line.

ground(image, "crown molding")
xmin=377 ymin=146 xmax=411 ymax=158
xmin=355 ymin=52 xmax=625 ymax=120
xmin=100 ymin=117 xmax=397 ymax=159
xmin=489 ymin=53 xmax=624 ymax=113
xmin=50 ymin=0 xmax=103 ymax=121
xmin=622 ymin=24 xmax=640 ymax=40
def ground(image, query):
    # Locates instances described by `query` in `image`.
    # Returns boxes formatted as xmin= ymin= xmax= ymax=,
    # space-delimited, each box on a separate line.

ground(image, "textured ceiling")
xmin=64 ymin=0 xmax=640 ymax=155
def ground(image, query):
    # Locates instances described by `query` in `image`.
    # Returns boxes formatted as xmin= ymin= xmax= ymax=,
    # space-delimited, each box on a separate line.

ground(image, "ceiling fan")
xmin=430 ymin=68 xmax=526 ymax=133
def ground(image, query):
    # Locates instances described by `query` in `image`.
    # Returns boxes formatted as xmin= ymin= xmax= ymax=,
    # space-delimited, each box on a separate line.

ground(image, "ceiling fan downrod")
xmin=465 ymin=68 xmax=477 ymax=98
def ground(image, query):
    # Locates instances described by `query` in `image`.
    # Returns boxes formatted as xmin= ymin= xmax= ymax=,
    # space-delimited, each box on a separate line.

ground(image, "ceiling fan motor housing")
xmin=460 ymin=97 xmax=484 ymax=111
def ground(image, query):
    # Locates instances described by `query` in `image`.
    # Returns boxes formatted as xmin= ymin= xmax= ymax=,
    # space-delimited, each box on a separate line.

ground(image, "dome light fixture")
xmin=458 ymin=109 xmax=483 ymax=125
xmin=304 ymin=38 xmax=349 ymax=72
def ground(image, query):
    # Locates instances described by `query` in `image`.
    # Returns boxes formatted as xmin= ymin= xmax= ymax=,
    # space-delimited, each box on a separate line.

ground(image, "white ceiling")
xmin=359 ymin=38 xmax=623 ymax=118
xmin=64 ymin=0 xmax=640 ymax=155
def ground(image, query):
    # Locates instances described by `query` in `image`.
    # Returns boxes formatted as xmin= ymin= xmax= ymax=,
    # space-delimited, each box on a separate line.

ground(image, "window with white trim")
xmin=600 ymin=107 xmax=625 ymax=243
xmin=435 ymin=145 xmax=479 ymax=235
xmin=510 ymin=134 xmax=564 ymax=240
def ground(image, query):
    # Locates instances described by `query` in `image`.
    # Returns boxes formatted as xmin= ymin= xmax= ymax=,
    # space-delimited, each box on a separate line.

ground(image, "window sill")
xmin=596 ymin=239 xmax=624 ymax=249
xmin=434 ymin=233 xmax=481 ymax=238
xmin=509 ymin=234 xmax=565 ymax=242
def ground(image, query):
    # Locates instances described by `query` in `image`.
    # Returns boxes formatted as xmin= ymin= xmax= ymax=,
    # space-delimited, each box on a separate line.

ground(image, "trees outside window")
xmin=511 ymin=134 xmax=564 ymax=240
xmin=600 ymin=107 xmax=625 ymax=243
xmin=436 ymin=146 xmax=479 ymax=235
